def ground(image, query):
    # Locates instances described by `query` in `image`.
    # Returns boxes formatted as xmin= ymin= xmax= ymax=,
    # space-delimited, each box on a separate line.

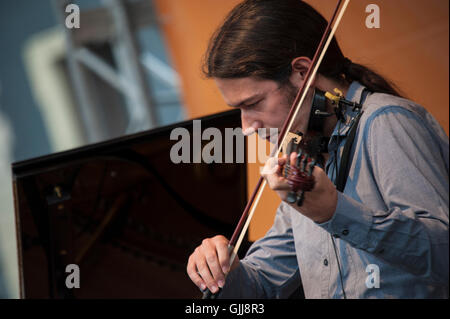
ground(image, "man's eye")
xmin=244 ymin=101 xmax=260 ymax=108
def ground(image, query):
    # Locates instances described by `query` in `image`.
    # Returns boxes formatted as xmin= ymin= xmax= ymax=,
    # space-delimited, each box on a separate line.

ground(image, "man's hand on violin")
xmin=187 ymin=235 xmax=239 ymax=294
xmin=261 ymin=153 xmax=338 ymax=224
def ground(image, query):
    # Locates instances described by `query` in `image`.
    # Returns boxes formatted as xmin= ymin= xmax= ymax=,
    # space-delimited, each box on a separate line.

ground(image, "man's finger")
xmin=187 ymin=255 xmax=207 ymax=291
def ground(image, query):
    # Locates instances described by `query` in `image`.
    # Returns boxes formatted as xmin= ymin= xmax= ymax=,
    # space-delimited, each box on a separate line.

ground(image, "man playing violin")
xmin=186 ymin=0 xmax=449 ymax=298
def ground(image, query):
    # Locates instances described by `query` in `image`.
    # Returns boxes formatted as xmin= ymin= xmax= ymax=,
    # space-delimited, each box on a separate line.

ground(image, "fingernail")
xmin=211 ymin=285 xmax=218 ymax=293
xmin=222 ymin=266 xmax=229 ymax=273
xmin=218 ymin=280 xmax=224 ymax=288
xmin=200 ymin=284 xmax=206 ymax=291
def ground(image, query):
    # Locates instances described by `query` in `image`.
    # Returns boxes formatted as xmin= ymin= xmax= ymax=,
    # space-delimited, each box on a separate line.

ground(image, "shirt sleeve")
xmin=219 ymin=202 xmax=300 ymax=298
xmin=319 ymin=106 xmax=449 ymax=285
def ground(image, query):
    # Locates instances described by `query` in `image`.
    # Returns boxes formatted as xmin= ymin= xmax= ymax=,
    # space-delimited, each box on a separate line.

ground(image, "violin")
xmin=283 ymin=132 xmax=326 ymax=207
xmin=202 ymin=0 xmax=351 ymax=299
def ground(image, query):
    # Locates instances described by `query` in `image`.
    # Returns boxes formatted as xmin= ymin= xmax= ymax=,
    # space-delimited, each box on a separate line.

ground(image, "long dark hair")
xmin=203 ymin=0 xmax=401 ymax=96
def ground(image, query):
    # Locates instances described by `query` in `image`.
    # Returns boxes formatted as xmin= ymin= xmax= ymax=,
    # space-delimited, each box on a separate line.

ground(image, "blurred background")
xmin=0 ymin=0 xmax=448 ymax=298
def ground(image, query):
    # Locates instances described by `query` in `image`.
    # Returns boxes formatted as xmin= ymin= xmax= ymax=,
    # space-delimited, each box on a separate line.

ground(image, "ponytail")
xmin=342 ymin=59 xmax=402 ymax=97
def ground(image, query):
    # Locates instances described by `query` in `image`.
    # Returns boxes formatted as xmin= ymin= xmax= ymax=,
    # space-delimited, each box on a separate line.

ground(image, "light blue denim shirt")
xmin=220 ymin=82 xmax=449 ymax=299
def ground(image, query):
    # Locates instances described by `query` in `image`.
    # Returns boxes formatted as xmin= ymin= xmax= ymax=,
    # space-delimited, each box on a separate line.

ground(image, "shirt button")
xmin=342 ymin=229 xmax=349 ymax=236
xmin=323 ymin=259 xmax=329 ymax=266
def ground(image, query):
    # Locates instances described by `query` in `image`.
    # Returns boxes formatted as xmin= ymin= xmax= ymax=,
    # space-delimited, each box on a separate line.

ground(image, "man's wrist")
xmin=287 ymin=188 xmax=338 ymax=223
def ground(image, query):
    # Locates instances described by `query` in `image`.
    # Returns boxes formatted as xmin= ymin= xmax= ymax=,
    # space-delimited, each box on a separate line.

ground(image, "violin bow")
xmin=203 ymin=0 xmax=351 ymax=299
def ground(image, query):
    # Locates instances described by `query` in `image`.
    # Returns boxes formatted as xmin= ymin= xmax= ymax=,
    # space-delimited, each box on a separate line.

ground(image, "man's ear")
xmin=288 ymin=57 xmax=312 ymax=86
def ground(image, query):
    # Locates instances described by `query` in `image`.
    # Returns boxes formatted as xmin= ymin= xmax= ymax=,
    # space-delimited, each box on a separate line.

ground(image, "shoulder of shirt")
xmin=362 ymin=93 xmax=427 ymax=119
xmin=356 ymin=92 xmax=448 ymax=147
xmin=357 ymin=92 xmax=437 ymax=132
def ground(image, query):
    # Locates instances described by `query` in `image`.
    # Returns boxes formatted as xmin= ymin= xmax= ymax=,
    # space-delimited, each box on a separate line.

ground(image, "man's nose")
xmin=241 ymin=111 xmax=262 ymax=136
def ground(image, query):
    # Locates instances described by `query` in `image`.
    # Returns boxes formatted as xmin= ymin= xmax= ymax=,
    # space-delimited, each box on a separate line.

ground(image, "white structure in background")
xmin=53 ymin=0 xmax=160 ymax=141
xmin=23 ymin=27 xmax=85 ymax=153
xmin=0 ymin=104 xmax=19 ymax=298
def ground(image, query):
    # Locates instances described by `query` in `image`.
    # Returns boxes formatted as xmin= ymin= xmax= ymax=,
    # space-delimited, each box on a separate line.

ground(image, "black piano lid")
xmin=12 ymin=109 xmax=249 ymax=299
xmin=12 ymin=109 xmax=242 ymax=177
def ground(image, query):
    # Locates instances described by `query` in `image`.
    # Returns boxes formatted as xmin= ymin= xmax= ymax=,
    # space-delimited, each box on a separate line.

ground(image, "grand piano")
xmin=12 ymin=109 xmax=251 ymax=299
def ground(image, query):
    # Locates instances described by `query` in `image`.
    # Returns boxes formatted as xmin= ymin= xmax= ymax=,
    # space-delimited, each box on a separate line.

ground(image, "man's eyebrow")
xmin=228 ymin=94 xmax=263 ymax=107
